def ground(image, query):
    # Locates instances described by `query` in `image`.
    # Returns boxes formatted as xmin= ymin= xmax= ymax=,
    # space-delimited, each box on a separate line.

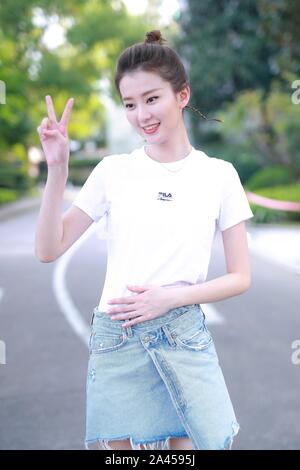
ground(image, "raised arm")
xmin=35 ymin=95 xmax=79 ymax=262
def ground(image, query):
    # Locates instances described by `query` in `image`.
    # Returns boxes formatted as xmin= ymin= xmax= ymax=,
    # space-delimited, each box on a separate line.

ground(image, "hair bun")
xmin=144 ymin=30 xmax=167 ymax=45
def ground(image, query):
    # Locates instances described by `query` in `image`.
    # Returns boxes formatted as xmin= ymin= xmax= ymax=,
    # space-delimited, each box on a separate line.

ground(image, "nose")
xmin=137 ymin=105 xmax=152 ymax=125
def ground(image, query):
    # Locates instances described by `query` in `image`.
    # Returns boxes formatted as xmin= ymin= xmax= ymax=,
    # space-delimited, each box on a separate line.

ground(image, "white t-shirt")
xmin=72 ymin=145 xmax=254 ymax=312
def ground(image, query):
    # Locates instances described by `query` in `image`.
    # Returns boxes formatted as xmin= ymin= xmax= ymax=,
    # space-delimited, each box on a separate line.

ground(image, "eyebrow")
xmin=122 ymin=88 xmax=163 ymax=101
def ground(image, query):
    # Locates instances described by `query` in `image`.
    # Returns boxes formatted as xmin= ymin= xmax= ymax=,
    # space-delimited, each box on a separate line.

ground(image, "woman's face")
xmin=119 ymin=70 xmax=189 ymax=144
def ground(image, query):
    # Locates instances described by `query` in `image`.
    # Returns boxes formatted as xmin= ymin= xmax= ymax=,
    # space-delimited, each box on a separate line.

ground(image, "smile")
xmin=142 ymin=123 xmax=160 ymax=134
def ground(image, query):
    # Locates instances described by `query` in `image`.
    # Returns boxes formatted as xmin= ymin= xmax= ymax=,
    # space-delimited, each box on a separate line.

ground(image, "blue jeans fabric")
xmin=85 ymin=303 xmax=239 ymax=450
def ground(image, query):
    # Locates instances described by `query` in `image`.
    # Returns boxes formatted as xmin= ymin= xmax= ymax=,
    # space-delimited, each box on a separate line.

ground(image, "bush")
xmin=0 ymin=161 xmax=34 ymax=191
xmin=249 ymin=180 xmax=300 ymax=223
xmin=0 ymin=188 xmax=19 ymax=205
xmin=245 ymin=165 xmax=294 ymax=191
xmin=217 ymin=86 xmax=300 ymax=177
xmin=69 ymin=157 xmax=101 ymax=167
xmin=37 ymin=158 xmax=102 ymax=185
xmin=250 ymin=204 xmax=292 ymax=223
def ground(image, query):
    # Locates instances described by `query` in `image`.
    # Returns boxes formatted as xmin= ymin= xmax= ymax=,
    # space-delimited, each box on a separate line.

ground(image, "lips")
xmin=142 ymin=123 xmax=160 ymax=134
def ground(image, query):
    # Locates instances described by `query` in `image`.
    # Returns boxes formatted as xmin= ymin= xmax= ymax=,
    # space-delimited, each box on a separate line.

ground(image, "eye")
xmin=148 ymin=96 xmax=159 ymax=103
xmin=124 ymin=96 xmax=159 ymax=109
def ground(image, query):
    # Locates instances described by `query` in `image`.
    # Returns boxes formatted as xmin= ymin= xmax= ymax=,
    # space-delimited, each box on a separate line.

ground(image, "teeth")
xmin=144 ymin=123 xmax=159 ymax=130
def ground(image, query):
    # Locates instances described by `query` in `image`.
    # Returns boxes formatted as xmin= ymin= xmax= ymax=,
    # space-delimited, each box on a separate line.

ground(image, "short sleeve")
xmin=217 ymin=162 xmax=254 ymax=232
xmin=72 ymin=157 xmax=110 ymax=223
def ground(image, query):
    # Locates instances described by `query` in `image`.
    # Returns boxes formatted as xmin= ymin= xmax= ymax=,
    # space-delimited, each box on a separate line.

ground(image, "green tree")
xmin=0 ymin=0 xmax=150 ymax=164
xmin=258 ymin=0 xmax=300 ymax=76
xmin=175 ymin=0 xmax=300 ymax=147
xmin=218 ymin=86 xmax=300 ymax=177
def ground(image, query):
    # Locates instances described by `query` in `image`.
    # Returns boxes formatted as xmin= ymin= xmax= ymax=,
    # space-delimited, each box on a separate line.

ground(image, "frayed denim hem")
xmin=85 ymin=432 xmax=190 ymax=450
xmin=222 ymin=421 xmax=240 ymax=450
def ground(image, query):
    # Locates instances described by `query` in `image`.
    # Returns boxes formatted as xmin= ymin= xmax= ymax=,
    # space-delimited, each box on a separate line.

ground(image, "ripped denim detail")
xmin=85 ymin=435 xmax=172 ymax=450
xmin=223 ymin=421 xmax=240 ymax=450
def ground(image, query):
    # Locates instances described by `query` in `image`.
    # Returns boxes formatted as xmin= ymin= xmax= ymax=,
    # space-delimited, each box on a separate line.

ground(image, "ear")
xmin=178 ymin=82 xmax=190 ymax=110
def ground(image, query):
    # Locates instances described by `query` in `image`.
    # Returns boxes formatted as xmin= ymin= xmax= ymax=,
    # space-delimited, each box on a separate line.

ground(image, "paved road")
xmin=0 ymin=199 xmax=300 ymax=449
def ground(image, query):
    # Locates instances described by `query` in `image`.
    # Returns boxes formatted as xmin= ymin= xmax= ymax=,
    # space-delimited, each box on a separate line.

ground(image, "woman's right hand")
xmin=37 ymin=95 xmax=74 ymax=168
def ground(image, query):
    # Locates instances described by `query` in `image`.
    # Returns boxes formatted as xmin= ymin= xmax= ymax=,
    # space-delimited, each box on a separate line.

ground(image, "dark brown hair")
xmin=114 ymin=30 xmax=222 ymax=123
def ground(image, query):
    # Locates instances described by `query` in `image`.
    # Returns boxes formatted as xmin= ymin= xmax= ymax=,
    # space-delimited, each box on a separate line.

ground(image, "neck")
xmin=144 ymin=126 xmax=192 ymax=163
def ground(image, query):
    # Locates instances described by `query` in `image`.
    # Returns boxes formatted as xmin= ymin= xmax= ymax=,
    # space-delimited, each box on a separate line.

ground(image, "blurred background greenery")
xmin=0 ymin=0 xmax=300 ymax=223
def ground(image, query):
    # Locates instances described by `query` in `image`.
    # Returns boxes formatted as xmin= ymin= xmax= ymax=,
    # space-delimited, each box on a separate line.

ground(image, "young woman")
xmin=35 ymin=30 xmax=254 ymax=451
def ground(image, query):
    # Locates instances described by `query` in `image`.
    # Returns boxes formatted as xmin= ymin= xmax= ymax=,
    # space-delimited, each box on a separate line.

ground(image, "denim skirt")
xmin=85 ymin=303 xmax=240 ymax=450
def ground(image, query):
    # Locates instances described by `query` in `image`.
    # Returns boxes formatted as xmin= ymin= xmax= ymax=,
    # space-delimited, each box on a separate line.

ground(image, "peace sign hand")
xmin=37 ymin=95 xmax=74 ymax=168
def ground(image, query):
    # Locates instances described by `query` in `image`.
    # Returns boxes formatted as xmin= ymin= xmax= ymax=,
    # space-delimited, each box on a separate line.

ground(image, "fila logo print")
xmin=157 ymin=192 xmax=173 ymax=201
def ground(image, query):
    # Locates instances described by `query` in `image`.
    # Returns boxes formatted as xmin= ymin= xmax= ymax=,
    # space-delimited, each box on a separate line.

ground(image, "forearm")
xmin=35 ymin=165 xmax=68 ymax=262
xmin=167 ymin=273 xmax=251 ymax=309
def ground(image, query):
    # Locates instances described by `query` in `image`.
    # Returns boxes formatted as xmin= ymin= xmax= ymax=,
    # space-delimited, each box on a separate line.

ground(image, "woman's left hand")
xmin=106 ymin=285 xmax=173 ymax=328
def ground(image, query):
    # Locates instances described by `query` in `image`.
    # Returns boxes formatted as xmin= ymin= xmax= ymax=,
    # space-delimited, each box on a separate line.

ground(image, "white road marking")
xmin=0 ymin=340 xmax=6 ymax=365
xmin=0 ymin=286 xmax=4 ymax=304
xmin=0 ymin=287 xmax=6 ymax=364
xmin=53 ymin=226 xmax=96 ymax=346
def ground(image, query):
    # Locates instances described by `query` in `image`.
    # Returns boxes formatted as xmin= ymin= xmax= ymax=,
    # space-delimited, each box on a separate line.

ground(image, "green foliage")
xmin=249 ymin=179 xmax=300 ymax=224
xmin=250 ymin=208 xmax=300 ymax=224
xmin=258 ymin=0 xmax=300 ymax=75
xmin=0 ymin=188 xmax=19 ymax=206
xmin=217 ymin=86 xmax=300 ymax=177
xmin=69 ymin=157 xmax=101 ymax=167
xmin=0 ymin=0 xmax=149 ymax=167
xmin=69 ymin=157 xmax=104 ymax=185
xmin=175 ymin=0 xmax=300 ymax=149
xmin=252 ymin=180 xmax=300 ymax=203
xmin=0 ymin=160 xmax=34 ymax=191
xmin=175 ymin=0 xmax=278 ymax=140
xmin=250 ymin=204 xmax=290 ymax=224
xmin=37 ymin=157 xmax=102 ymax=184
xmin=246 ymin=165 xmax=294 ymax=191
